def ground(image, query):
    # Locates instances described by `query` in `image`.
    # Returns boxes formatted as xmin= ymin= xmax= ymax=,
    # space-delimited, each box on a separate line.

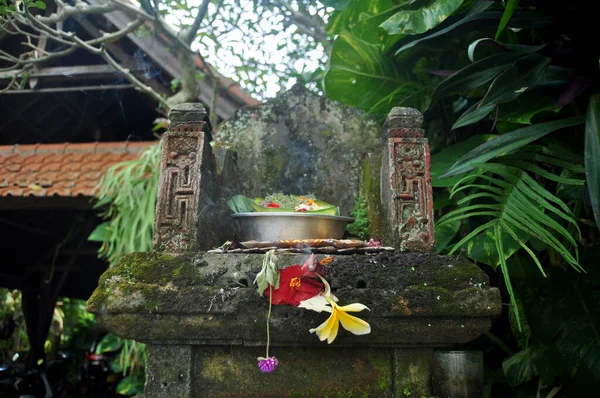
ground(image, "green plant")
xmin=322 ymin=0 xmax=600 ymax=394
xmin=89 ymin=143 xmax=160 ymax=265
xmin=499 ymin=248 xmax=600 ymax=397
xmin=346 ymin=195 xmax=369 ymax=239
xmin=437 ymin=144 xmax=584 ymax=328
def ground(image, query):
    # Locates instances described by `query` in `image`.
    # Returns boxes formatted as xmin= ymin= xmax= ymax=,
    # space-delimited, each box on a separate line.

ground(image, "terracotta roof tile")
xmin=0 ymin=141 xmax=155 ymax=198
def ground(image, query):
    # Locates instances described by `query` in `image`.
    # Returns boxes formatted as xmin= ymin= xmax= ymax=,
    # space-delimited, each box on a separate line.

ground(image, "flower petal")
xmin=337 ymin=303 xmax=370 ymax=313
xmin=315 ymin=274 xmax=332 ymax=297
xmin=309 ymin=311 xmax=337 ymax=342
xmin=326 ymin=310 xmax=339 ymax=344
xmin=299 ymin=295 xmax=332 ymax=313
xmin=338 ymin=311 xmax=371 ymax=336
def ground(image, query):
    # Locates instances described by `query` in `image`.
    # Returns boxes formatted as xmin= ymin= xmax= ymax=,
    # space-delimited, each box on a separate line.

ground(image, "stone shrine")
xmin=87 ymin=99 xmax=501 ymax=397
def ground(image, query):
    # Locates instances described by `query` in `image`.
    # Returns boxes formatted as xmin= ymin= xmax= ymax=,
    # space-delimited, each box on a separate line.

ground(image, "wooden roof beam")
xmin=0 ymin=64 xmax=141 ymax=82
xmin=75 ymin=15 xmax=172 ymax=99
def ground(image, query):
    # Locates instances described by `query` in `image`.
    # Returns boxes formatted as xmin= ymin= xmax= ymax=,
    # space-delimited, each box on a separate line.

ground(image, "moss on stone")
xmin=87 ymin=251 xmax=499 ymax=347
xmin=362 ymin=154 xmax=386 ymax=242
xmin=393 ymin=349 xmax=433 ymax=397
xmin=193 ymin=346 xmax=391 ymax=397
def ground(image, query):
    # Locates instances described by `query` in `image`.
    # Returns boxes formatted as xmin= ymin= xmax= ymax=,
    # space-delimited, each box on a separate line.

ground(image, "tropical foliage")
xmin=324 ymin=0 xmax=599 ymax=395
xmin=89 ymin=144 xmax=161 ymax=266
xmin=87 ymin=143 xmax=161 ymax=395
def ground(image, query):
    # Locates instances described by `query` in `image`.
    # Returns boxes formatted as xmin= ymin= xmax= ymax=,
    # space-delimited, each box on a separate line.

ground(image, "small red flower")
xmin=266 ymin=265 xmax=323 ymax=306
xmin=266 ymin=202 xmax=281 ymax=208
xmin=367 ymin=238 xmax=382 ymax=247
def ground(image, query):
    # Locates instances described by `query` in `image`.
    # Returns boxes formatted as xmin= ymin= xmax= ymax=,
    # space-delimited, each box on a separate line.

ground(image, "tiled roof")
xmin=0 ymin=142 xmax=155 ymax=197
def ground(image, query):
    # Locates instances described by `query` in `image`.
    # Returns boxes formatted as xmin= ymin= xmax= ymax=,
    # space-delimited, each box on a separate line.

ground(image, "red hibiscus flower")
xmin=266 ymin=265 xmax=323 ymax=306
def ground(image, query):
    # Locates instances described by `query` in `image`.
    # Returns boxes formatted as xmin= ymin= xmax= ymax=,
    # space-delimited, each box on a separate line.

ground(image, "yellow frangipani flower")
xmin=298 ymin=275 xmax=370 ymax=344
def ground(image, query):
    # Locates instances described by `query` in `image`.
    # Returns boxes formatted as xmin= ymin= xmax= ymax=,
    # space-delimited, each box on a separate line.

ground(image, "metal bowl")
xmin=232 ymin=212 xmax=354 ymax=241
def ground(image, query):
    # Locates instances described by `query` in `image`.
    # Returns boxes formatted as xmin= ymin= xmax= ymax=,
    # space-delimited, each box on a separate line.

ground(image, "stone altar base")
xmin=87 ymin=252 xmax=500 ymax=397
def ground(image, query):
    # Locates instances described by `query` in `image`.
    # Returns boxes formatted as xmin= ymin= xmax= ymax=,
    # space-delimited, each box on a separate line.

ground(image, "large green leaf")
xmin=442 ymin=116 xmax=585 ymax=177
xmin=435 ymin=220 xmax=460 ymax=253
xmin=327 ymin=0 xmax=400 ymax=35
xmin=367 ymin=80 xmax=435 ymax=117
xmin=502 ymin=348 xmax=537 ymax=387
xmin=497 ymin=94 xmax=559 ymax=124
xmin=395 ymin=1 xmax=495 ymax=55
xmin=467 ymin=38 xmax=545 ymax=63
xmin=380 ymin=0 xmax=464 ymax=37
xmin=537 ymin=65 xmax=573 ymax=88
xmin=324 ymin=30 xmax=406 ymax=111
xmin=452 ymin=100 xmax=495 ymax=129
xmin=430 ymin=134 xmax=497 ymax=187
xmin=462 ymin=226 xmax=523 ymax=268
xmin=428 ymin=52 xmax=528 ymax=107
xmin=394 ymin=3 xmax=553 ymax=56
xmin=584 ymin=94 xmax=600 ymax=229
xmin=479 ymin=54 xmax=551 ymax=107
xmin=348 ymin=5 xmax=404 ymax=44
xmin=495 ymin=0 xmax=520 ymax=39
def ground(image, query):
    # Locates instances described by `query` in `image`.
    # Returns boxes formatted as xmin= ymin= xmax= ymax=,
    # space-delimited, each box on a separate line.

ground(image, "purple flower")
xmin=257 ymin=356 xmax=278 ymax=373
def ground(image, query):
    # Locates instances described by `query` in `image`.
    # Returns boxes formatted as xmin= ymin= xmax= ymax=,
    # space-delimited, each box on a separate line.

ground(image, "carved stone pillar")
xmin=153 ymin=103 xmax=216 ymax=252
xmin=381 ymin=107 xmax=435 ymax=252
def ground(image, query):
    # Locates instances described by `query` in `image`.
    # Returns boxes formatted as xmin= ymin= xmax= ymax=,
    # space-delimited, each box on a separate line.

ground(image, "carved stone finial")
xmin=169 ymin=103 xmax=207 ymax=125
xmin=380 ymin=107 xmax=435 ymax=253
xmin=168 ymin=103 xmax=212 ymax=141
xmin=384 ymin=107 xmax=423 ymax=129
xmin=384 ymin=107 xmax=425 ymax=139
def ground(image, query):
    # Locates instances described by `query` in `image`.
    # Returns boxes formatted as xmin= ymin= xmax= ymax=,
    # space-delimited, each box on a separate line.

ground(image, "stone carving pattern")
xmin=161 ymin=137 xmax=199 ymax=231
xmin=154 ymin=122 xmax=206 ymax=251
xmin=392 ymin=137 xmax=435 ymax=252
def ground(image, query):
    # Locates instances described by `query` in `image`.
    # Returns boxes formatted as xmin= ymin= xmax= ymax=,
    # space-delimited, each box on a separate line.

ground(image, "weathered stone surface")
xmin=381 ymin=107 xmax=435 ymax=252
xmin=393 ymin=349 xmax=433 ymax=397
xmin=432 ymin=351 xmax=484 ymax=398
xmin=145 ymin=345 xmax=193 ymax=398
xmin=154 ymin=104 xmax=222 ymax=252
xmin=215 ymin=84 xmax=382 ymax=216
xmin=192 ymin=346 xmax=393 ymax=397
xmin=383 ymin=107 xmax=424 ymax=132
xmin=87 ymin=252 xmax=501 ymax=346
xmin=168 ymin=103 xmax=212 ymax=140
xmin=362 ymin=153 xmax=384 ymax=240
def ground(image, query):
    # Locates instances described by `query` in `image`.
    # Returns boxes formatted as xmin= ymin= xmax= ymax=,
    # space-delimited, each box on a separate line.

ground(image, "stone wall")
xmin=215 ymin=84 xmax=381 ymax=216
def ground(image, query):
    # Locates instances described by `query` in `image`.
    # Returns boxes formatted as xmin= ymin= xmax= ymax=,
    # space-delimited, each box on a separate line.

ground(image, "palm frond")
xmin=437 ymin=145 xmax=583 ymax=328
xmin=92 ymin=143 xmax=161 ymax=266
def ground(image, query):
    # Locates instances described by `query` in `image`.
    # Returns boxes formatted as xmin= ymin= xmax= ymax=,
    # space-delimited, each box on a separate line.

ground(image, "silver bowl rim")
xmin=232 ymin=212 xmax=354 ymax=222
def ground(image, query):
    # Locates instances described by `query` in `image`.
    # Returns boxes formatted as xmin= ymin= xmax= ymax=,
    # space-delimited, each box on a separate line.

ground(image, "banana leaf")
xmin=227 ymin=195 xmax=255 ymax=213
